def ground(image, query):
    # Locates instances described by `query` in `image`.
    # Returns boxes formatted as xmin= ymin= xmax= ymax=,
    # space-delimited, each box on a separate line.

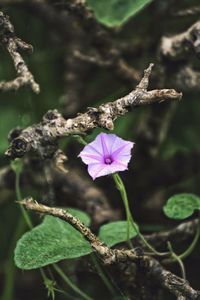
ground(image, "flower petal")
xmin=111 ymin=140 xmax=134 ymax=158
xmin=111 ymin=160 xmax=129 ymax=172
xmin=87 ymin=160 xmax=129 ymax=180
xmin=84 ymin=134 xmax=105 ymax=156
xmin=87 ymin=163 xmax=111 ymax=180
xmin=78 ymin=133 xmax=134 ymax=179
xmin=79 ymin=152 xmax=103 ymax=164
xmin=88 ymin=133 xmax=118 ymax=156
xmin=114 ymin=154 xmax=132 ymax=166
xmin=100 ymin=133 xmax=110 ymax=157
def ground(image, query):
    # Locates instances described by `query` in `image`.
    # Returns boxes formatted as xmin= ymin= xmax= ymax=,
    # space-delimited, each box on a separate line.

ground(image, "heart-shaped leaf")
xmin=87 ymin=0 xmax=153 ymax=27
xmin=98 ymin=220 xmax=138 ymax=247
xmin=163 ymin=193 xmax=200 ymax=220
xmin=14 ymin=208 xmax=92 ymax=270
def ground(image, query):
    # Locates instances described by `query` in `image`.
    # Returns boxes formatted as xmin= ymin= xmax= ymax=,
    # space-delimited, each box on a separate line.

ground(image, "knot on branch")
xmin=6 ymin=137 xmax=30 ymax=159
xmin=98 ymin=104 xmax=115 ymax=130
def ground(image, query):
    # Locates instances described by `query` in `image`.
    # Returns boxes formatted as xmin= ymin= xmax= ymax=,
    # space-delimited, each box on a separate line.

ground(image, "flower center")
xmin=104 ymin=156 xmax=113 ymax=165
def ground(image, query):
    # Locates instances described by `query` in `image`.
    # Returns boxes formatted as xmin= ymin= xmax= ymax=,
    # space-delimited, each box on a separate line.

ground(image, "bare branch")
xmin=174 ymin=65 xmax=200 ymax=91
xmin=0 ymin=0 xmax=140 ymax=85
xmin=173 ymin=6 xmax=200 ymax=17
xmin=74 ymin=49 xmax=112 ymax=67
xmin=136 ymin=63 xmax=154 ymax=90
xmin=5 ymin=64 xmax=182 ymax=159
xmin=53 ymin=166 xmax=120 ymax=226
xmin=21 ymin=197 xmax=111 ymax=256
xmin=0 ymin=11 xmax=39 ymax=93
xmin=62 ymin=0 xmax=140 ymax=84
xmin=145 ymin=219 xmax=198 ymax=248
xmin=0 ymin=161 xmax=118 ymax=225
xmin=21 ymin=198 xmax=200 ymax=300
xmin=160 ymin=21 xmax=200 ymax=60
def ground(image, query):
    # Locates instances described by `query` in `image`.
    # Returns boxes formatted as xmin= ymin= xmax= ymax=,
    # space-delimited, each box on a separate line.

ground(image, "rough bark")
xmin=0 ymin=11 xmax=39 ymax=93
xmin=21 ymin=198 xmax=200 ymax=300
xmin=6 ymin=64 xmax=182 ymax=159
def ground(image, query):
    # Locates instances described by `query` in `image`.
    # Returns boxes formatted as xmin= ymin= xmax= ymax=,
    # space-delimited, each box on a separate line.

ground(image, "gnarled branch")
xmin=0 ymin=11 xmax=39 ymax=93
xmin=6 ymin=64 xmax=182 ymax=159
xmin=160 ymin=21 xmax=200 ymax=60
xmin=21 ymin=198 xmax=200 ymax=300
xmin=62 ymin=0 xmax=140 ymax=84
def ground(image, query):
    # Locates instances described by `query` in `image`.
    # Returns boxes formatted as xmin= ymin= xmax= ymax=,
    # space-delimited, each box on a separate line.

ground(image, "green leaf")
xmin=14 ymin=208 xmax=92 ymax=270
xmin=87 ymin=0 xmax=153 ymax=27
xmin=98 ymin=221 xmax=138 ymax=247
xmin=163 ymin=193 xmax=200 ymax=220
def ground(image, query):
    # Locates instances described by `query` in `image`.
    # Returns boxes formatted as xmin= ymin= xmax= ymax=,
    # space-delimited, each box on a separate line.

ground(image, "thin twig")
xmin=61 ymin=0 xmax=140 ymax=84
xmin=0 ymin=11 xmax=40 ymax=93
xmin=173 ymin=6 xmax=200 ymax=17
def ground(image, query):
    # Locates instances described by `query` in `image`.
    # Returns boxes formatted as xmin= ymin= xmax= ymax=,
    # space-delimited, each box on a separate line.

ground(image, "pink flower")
xmin=78 ymin=133 xmax=134 ymax=180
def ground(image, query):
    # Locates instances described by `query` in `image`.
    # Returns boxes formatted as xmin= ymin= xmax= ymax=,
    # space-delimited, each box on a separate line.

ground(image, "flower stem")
xmin=52 ymin=264 xmax=93 ymax=300
xmin=179 ymin=214 xmax=200 ymax=260
xmin=112 ymin=173 xmax=132 ymax=247
xmin=91 ymin=254 xmax=117 ymax=297
xmin=112 ymin=173 xmax=169 ymax=256
xmin=15 ymin=170 xmax=33 ymax=229
xmin=167 ymin=242 xmax=186 ymax=280
xmin=73 ymin=135 xmax=88 ymax=146
xmin=1 ymin=218 xmax=26 ymax=300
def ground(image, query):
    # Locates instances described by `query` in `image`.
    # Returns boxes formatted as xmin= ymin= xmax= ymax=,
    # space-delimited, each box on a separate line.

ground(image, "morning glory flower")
xmin=78 ymin=133 xmax=134 ymax=180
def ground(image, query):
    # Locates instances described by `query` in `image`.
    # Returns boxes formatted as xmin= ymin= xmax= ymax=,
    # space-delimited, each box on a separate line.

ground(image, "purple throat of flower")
xmin=104 ymin=156 xmax=113 ymax=165
xmin=78 ymin=133 xmax=134 ymax=180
